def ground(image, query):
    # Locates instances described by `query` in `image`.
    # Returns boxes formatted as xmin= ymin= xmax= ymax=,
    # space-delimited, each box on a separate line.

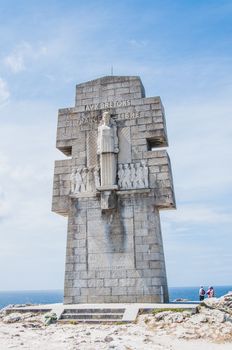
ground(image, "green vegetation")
xmin=69 ymin=320 xmax=78 ymax=325
xmin=152 ymin=308 xmax=186 ymax=315
xmin=115 ymin=321 xmax=126 ymax=325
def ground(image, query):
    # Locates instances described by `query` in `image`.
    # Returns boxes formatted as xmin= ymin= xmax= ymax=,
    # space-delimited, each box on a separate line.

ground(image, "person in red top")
xmin=206 ymin=286 xmax=215 ymax=298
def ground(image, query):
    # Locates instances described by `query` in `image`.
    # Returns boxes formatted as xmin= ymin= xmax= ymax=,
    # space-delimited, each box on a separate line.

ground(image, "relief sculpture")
xmin=117 ymin=161 xmax=149 ymax=190
xmin=75 ymin=167 xmax=83 ymax=193
xmin=70 ymin=166 xmax=100 ymax=194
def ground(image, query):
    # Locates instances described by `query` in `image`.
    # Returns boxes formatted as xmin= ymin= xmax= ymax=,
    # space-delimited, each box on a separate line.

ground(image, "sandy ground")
xmin=0 ymin=314 xmax=231 ymax=350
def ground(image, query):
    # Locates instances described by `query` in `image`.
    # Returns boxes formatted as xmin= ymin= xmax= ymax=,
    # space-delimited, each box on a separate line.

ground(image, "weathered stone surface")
xmin=52 ymin=75 xmax=176 ymax=303
xmin=142 ymin=295 xmax=232 ymax=343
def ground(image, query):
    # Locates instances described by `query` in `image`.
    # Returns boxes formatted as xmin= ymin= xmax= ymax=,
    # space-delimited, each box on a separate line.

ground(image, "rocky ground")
xmin=0 ymin=293 xmax=232 ymax=350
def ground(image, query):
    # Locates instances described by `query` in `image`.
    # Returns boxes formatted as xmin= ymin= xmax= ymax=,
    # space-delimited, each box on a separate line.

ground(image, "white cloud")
xmin=162 ymin=204 xmax=232 ymax=226
xmin=162 ymin=86 xmax=232 ymax=206
xmin=0 ymin=78 xmax=10 ymax=105
xmin=128 ymin=39 xmax=148 ymax=48
xmin=3 ymin=41 xmax=48 ymax=73
xmin=4 ymin=51 xmax=25 ymax=73
xmin=0 ymin=115 xmax=67 ymax=289
xmin=0 ymin=152 xmax=9 ymax=174
xmin=0 ymin=189 xmax=10 ymax=218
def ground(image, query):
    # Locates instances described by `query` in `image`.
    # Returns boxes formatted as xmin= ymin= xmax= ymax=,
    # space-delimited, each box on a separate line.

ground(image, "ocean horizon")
xmin=0 ymin=285 xmax=231 ymax=309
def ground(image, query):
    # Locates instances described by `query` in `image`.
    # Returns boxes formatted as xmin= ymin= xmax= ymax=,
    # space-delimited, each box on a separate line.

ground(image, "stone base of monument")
xmin=5 ymin=303 xmax=198 ymax=323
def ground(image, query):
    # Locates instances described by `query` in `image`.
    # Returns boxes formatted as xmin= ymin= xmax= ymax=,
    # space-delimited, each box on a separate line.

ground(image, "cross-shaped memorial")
xmin=52 ymin=76 xmax=176 ymax=303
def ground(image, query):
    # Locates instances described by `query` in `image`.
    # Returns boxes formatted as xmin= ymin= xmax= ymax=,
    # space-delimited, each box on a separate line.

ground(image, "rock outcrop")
xmin=143 ymin=293 xmax=232 ymax=342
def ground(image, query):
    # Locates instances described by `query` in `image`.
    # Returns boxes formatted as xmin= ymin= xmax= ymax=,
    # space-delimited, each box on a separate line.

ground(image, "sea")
xmin=0 ymin=286 xmax=232 ymax=309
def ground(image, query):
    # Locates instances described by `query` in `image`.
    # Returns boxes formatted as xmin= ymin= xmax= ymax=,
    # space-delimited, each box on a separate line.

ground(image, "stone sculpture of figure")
xmin=123 ymin=164 xmax=131 ymax=189
xmin=97 ymin=111 xmax=119 ymax=188
xmin=141 ymin=161 xmax=149 ymax=187
xmin=74 ymin=167 xmax=83 ymax=193
xmin=135 ymin=163 xmax=144 ymax=189
xmin=70 ymin=168 xmax=76 ymax=193
xmin=118 ymin=164 xmax=124 ymax=188
xmin=81 ymin=168 xmax=88 ymax=192
xmin=94 ymin=166 xmax=100 ymax=189
xmin=130 ymin=163 xmax=136 ymax=189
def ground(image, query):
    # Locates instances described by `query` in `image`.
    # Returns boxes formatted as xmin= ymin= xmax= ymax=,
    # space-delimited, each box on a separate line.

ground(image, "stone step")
xmin=59 ymin=319 xmax=127 ymax=324
xmin=60 ymin=313 xmax=123 ymax=320
xmin=5 ymin=308 xmax=51 ymax=314
xmin=60 ymin=307 xmax=125 ymax=323
xmin=62 ymin=308 xmax=125 ymax=314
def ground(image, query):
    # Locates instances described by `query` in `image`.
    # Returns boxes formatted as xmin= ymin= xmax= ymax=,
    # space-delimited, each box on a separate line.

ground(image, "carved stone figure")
xmin=141 ymin=161 xmax=149 ymax=188
xmin=118 ymin=164 xmax=124 ymax=188
xmin=117 ymin=162 xmax=149 ymax=190
xmin=81 ymin=168 xmax=88 ymax=192
xmin=97 ymin=111 xmax=119 ymax=188
xmin=71 ymin=166 xmax=100 ymax=194
xmin=130 ymin=163 xmax=136 ymax=189
xmin=94 ymin=166 xmax=100 ymax=189
xmin=122 ymin=163 xmax=131 ymax=189
xmin=74 ymin=167 xmax=83 ymax=193
xmin=135 ymin=162 xmax=144 ymax=189
xmin=70 ymin=168 xmax=76 ymax=193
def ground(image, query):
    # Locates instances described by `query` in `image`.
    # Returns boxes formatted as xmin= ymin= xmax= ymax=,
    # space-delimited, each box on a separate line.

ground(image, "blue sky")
xmin=0 ymin=0 xmax=231 ymax=290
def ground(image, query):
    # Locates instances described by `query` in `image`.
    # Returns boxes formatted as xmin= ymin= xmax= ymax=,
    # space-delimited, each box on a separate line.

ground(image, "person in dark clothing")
xmin=199 ymin=286 xmax=206 ymax=301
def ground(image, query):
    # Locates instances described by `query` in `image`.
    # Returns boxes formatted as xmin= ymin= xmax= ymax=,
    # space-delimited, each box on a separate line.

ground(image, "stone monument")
xmin=52 ymin=76 xmax=176 ymax=303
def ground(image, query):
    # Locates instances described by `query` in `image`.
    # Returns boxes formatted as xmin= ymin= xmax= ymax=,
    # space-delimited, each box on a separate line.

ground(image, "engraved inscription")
xmin=117 ymin=112 xmax=140 ymax=120
xmin=78 ymin=111 xmax=140 ymax=126
xmin=85 ymin=100 xmax=131 ymax=111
